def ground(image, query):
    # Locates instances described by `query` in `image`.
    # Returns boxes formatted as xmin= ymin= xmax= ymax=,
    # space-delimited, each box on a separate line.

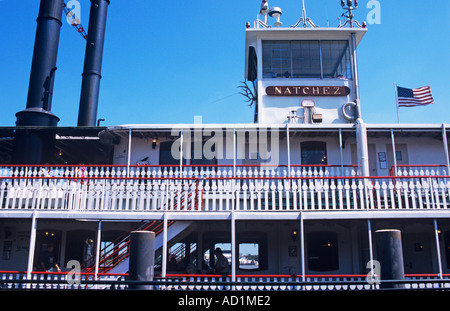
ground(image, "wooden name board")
xmin=266 ymin=86 xmax=350 ymax=96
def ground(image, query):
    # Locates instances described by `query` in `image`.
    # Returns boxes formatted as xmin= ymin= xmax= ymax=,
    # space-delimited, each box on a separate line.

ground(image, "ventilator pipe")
xmin=77 ymin=0 xmax=110 ymax=127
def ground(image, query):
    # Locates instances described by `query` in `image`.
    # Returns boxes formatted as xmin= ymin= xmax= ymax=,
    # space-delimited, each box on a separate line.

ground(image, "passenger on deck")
xmin=39 ymin=243 xmax=61 ymax=273
xmin=213 ymin=248 xmax=229 ymax=276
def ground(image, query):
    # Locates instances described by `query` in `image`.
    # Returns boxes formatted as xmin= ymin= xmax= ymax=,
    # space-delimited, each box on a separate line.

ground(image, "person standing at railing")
xmin=75 ymin=164 xmax=88 ymax=185
xmin=39 ymin=243 xmax=61 ymax=273
xmin=212 ymin=248 xmax=230 ymax=276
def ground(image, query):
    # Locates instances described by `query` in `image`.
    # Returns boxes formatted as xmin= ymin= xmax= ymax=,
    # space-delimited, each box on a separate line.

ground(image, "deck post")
xmin=367 ymin=220 xmax=375 ymax=282
xmin=180 ymin=129 xmax=184 ymax=173
xmin=162 ymin=213 xmax=168 ymax=278
xmin=233 ymin=128 xmax=236 ymax=176
xmin=127 ymin=128 xmax=131 ymax=177
xmin=339 ymin=128 xmax=344 ymax=175
xmin=355 ymin=119 xmax=369 ymax=177
xmin=433 ymin=219 xmax=443 ymax=279
xmin=300 ymin=213 xmax=305 ymax=283
xmin=441 ymin=124 xmax=450 ymax=175
xmin=26 ymin=212 xmax=38 ymax=281
xmin=287 ymin=125 xmax=291 ymax=177
xmin=94 ymin=220 xmax=102 ymax=281
xmin=231 ymin=210 xmax=236 ymax=285
xmin=390 ymin=129 xmax=398 ymax=176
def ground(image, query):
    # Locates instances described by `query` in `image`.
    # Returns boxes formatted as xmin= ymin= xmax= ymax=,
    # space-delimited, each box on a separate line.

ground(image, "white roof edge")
xmin=365 ymin=123 xmax=448 ymax=129
xmin=104 ymin=123 xmax=449 ymax=132
xmin=106 ymin=123 xmax=353 ymax=131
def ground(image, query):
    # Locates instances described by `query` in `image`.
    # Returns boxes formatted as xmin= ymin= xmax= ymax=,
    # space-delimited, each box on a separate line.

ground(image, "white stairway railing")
xmin=0 ymin=165 xmax=449 ymax=212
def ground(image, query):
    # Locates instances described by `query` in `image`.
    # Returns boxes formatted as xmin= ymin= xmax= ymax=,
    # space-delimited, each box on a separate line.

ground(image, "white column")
xmin=350 ymin=32 xmax=361 ymax=118
xmin=231 ymin=211 xmax=236 ymax=283
xmin=441 ymin=124 xmax=450 ymax=175
xmin=339 ymin=128 xmax=344 ymax=175
xmin=287 ymin=125 xmax=291 ymax=177
xmin=180 ymin=129 xmax=184 ymax=173
xmin=300 ymin=213 xmax=305 ymax=282
xmin=162 ymin=212 xmax=168 ymax=278
xmin=367 ymin=219 xmax=374 ymax=279
xmin=127 ymin=129 xmax=132 ymax=177
xmin=356 ymin=119 xmax=369 ymax=177
xmin=94 ymin=220 xmax=102 ymax=280
xmin=26 ymin=212 xmax=37 ymax=280
xmin=434 ymin=219 xmax=443 ymax=279
xmin=231 ymin=129 xmax=237 ymax=284
xmin=390 ymin=129 xmax=398 ymax=176
xmin=233 ymin=129 xmax=236 ymax=176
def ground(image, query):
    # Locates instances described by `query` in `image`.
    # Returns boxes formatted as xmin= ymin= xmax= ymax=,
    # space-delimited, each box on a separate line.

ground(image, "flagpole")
xmin=394 ymin=82 xmax=399 ymax=123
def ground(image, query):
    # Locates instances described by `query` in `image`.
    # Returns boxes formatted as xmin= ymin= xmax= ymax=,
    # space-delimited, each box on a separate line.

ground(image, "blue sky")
xmin=0 ymin=0 xmax=449 ymax=127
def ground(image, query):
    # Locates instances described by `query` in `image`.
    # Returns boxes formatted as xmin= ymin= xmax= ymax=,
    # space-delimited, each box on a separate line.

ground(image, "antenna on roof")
xmin=291 ymin=0 xmax=319 ymax=28
xmin=254 ymin=0 xmax=283 ymax=28
xmin=255 ymin=0 xmax=270 ymax=28
xmin=339 ymin=0 xmax=366 ymax=28
xmin=269 ymin=7 xmax=283 ymax=27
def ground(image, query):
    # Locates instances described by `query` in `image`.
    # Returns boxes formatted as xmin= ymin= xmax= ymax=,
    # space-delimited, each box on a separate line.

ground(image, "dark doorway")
xmin=65 ymin=230 xmax=96 ymax=267
xmin=307 ymin=231 xmax=339 ymax=271
xmin=34 ymin=229 xmax=62 ymax=272
xmin=301 ymin=141 xmax=327 ymax=165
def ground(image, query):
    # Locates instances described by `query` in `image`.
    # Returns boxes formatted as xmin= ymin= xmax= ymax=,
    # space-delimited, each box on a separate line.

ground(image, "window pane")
xmin=239 ymin=243 xmax=259 ymax=270
xmin=262 ymin=41 xmax=291 ymax=78
xmin=321 ymin=41 xmax=352 ymax=79
xmin=262 ymin=40 xmax=353 ymax=79
xmin=292 ymin=41 xmax=321 ymax=78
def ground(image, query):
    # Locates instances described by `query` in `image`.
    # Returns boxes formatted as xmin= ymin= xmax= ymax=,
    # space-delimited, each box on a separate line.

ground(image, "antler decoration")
xmin=238 ymin=80 xmax=257 ymax=107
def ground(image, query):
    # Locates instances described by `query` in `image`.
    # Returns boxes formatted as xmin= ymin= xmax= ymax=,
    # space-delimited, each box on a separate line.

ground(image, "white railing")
xmin=1 ymin=271 xmax=448 ymax=290
xmin=0 ymin=165 xmax=449 ymax=212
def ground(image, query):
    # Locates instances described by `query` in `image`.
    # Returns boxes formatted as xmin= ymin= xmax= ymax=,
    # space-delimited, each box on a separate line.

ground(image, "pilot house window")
xmin=262 ymin=40 xmax=352 ymax=79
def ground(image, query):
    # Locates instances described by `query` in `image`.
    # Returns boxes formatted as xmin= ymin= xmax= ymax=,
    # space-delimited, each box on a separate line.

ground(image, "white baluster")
xmin=323 ymin=180 xmax=329 ymax=211
xmin=330 ymin=180 xmax=336 ymax=210
xmin=388 ymin=181 xmax=396 ymax=209
xmin=374 ymin=181 xmax=381 ymax=209
xmin=351 ymin=180 xmax=358 ymax=210
xmin=344 ymin=180 xmax=351 ymax=210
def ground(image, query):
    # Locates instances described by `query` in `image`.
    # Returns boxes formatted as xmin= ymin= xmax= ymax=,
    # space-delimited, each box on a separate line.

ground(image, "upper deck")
xmin=1 ymin=123 xmax=450 ymax=222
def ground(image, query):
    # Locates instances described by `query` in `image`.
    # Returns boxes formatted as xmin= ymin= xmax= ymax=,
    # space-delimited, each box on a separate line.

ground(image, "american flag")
xmin=396 ymin=85 xmax=434 ymax=107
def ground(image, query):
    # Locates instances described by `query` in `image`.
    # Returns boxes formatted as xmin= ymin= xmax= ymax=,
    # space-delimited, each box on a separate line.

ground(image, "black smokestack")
xmin=14 ymin=0 xmax=64 ymax=164
xmin=77 ymin=0 xmax=110 ymax=127
xmin=16 ymin=0 xmax=63 ymax=126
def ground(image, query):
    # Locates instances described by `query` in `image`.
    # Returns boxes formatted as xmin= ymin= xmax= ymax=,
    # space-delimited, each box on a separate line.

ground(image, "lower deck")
xmin=1 ymin=211 xmax=450 ymax=285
